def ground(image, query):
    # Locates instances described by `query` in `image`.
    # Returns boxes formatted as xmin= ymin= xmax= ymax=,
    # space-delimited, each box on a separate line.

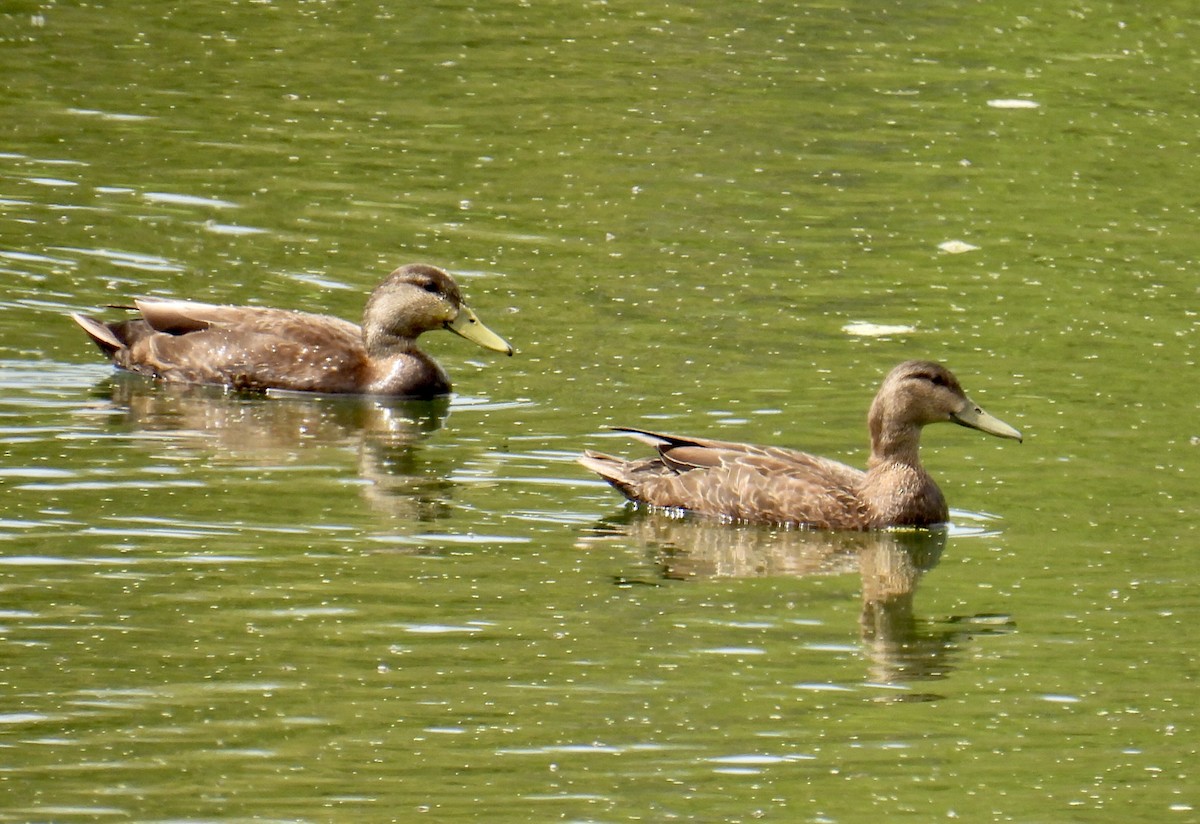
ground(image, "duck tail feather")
xmin=70 ymin=312 xmax=125 ymax=354
xmin=579 ymin=451 xmax=640 ymax=495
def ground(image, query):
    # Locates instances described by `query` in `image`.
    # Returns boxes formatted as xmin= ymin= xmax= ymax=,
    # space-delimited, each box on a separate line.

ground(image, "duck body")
xmin=580 ymin=361 xmax=1021 ymax=530
xmin=72 ymin=264 xmax=512 ymax=398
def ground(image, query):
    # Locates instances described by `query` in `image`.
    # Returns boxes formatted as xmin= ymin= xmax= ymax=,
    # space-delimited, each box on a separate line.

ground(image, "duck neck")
xmin=867 ymin=417 xmax=924 ymax=471
xmin=363 ymin=325 xmax=417 ymax=357
xmin=864 ymin=417 xmax=948 ymax=526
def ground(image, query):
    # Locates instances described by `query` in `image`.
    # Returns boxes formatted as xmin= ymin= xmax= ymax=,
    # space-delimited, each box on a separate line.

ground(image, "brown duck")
xmin=72 ymin=263 xmax=513 ymax=397
xmin=579 ymin=360 xmax=1022 ymax=530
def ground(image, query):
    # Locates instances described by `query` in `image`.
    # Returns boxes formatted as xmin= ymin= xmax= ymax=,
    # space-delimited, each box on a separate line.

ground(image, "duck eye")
xmin=420 ymin=281 xmax=441 ymax=294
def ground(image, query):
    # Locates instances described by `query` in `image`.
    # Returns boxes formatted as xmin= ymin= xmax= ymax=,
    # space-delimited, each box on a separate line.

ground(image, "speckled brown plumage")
xmin=579 ymin=360 xmax=1022 ymax=530
xmin=72 ymin=263 xmax=513 ymax=397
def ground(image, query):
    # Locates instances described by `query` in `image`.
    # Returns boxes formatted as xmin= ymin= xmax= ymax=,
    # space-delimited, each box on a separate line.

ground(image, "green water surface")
xmin=1 ymin=1 xmax=1197 ymax=821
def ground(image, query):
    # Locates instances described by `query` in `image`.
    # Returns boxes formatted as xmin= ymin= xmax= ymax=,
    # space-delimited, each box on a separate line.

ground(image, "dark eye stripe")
xmin=912 ymin=371 xmax=949 ymax=387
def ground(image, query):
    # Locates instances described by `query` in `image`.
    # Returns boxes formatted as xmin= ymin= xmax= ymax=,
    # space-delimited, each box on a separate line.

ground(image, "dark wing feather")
xmin=613 ymin=427 xmax=864 ymax=489
xmin=585 ymin=427 xmax=870 ymax=529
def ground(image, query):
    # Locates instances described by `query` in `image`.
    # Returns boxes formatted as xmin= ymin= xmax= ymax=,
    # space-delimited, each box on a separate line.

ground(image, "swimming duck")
xmin=579 ymin=360 xmax=1021 ymax=529
xmin=72 ymin=263 xmax=513 ymax=397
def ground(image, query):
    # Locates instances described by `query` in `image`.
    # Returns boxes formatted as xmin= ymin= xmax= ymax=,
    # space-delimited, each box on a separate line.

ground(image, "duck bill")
xmin=951 ymin=401 xmax=1023 ymax=442
xmin=445 ymin=306 xmax=514 ymax=355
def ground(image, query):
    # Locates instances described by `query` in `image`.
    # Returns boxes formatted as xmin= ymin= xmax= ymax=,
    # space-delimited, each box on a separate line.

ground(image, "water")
xmin=2 ymin=1 xmax=1198 ymax=821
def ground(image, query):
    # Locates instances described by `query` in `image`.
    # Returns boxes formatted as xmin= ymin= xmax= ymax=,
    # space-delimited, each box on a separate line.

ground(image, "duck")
xmin=579 ymin=360 xmax=1022 ymax=530
xmin=71 ymin=263 xmax=513 ymax=397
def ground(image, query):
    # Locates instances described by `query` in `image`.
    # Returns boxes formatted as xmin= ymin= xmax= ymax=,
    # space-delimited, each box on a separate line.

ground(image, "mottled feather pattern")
xmin=72 ymin=264 xmax=511 ymax=398
xmin=580 ymin=361 xmax=1021 ymax=530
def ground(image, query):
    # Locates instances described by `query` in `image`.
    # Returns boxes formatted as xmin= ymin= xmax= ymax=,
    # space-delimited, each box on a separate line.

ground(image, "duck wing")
xmin=581 ymin=427 xmax=869 ymax=529
xmin=135 ymin=298 xmax=363 ymax=347
xmin=76 ymin=298 xmax=369 ymax=392
xmin=134 ymin=297 xmax=229 ymax=334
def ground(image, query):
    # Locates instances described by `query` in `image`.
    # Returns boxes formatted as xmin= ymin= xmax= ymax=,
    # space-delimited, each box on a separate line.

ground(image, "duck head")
xmin=363 ymin=263 xmax=513 ymax=356
xmin=868 ymin=360 xmax=1022 ymax=462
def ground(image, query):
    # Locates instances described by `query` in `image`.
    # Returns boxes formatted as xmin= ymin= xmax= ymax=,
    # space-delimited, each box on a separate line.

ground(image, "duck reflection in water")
xmin=91 ymin=373 xmax=457 ymax=522
xmin=581 ymin=513 xmax=1014 ymax=700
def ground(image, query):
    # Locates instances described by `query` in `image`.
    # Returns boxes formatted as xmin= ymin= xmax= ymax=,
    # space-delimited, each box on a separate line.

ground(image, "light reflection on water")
xmin=3 ymin=0 xmax=1198 ymax=818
